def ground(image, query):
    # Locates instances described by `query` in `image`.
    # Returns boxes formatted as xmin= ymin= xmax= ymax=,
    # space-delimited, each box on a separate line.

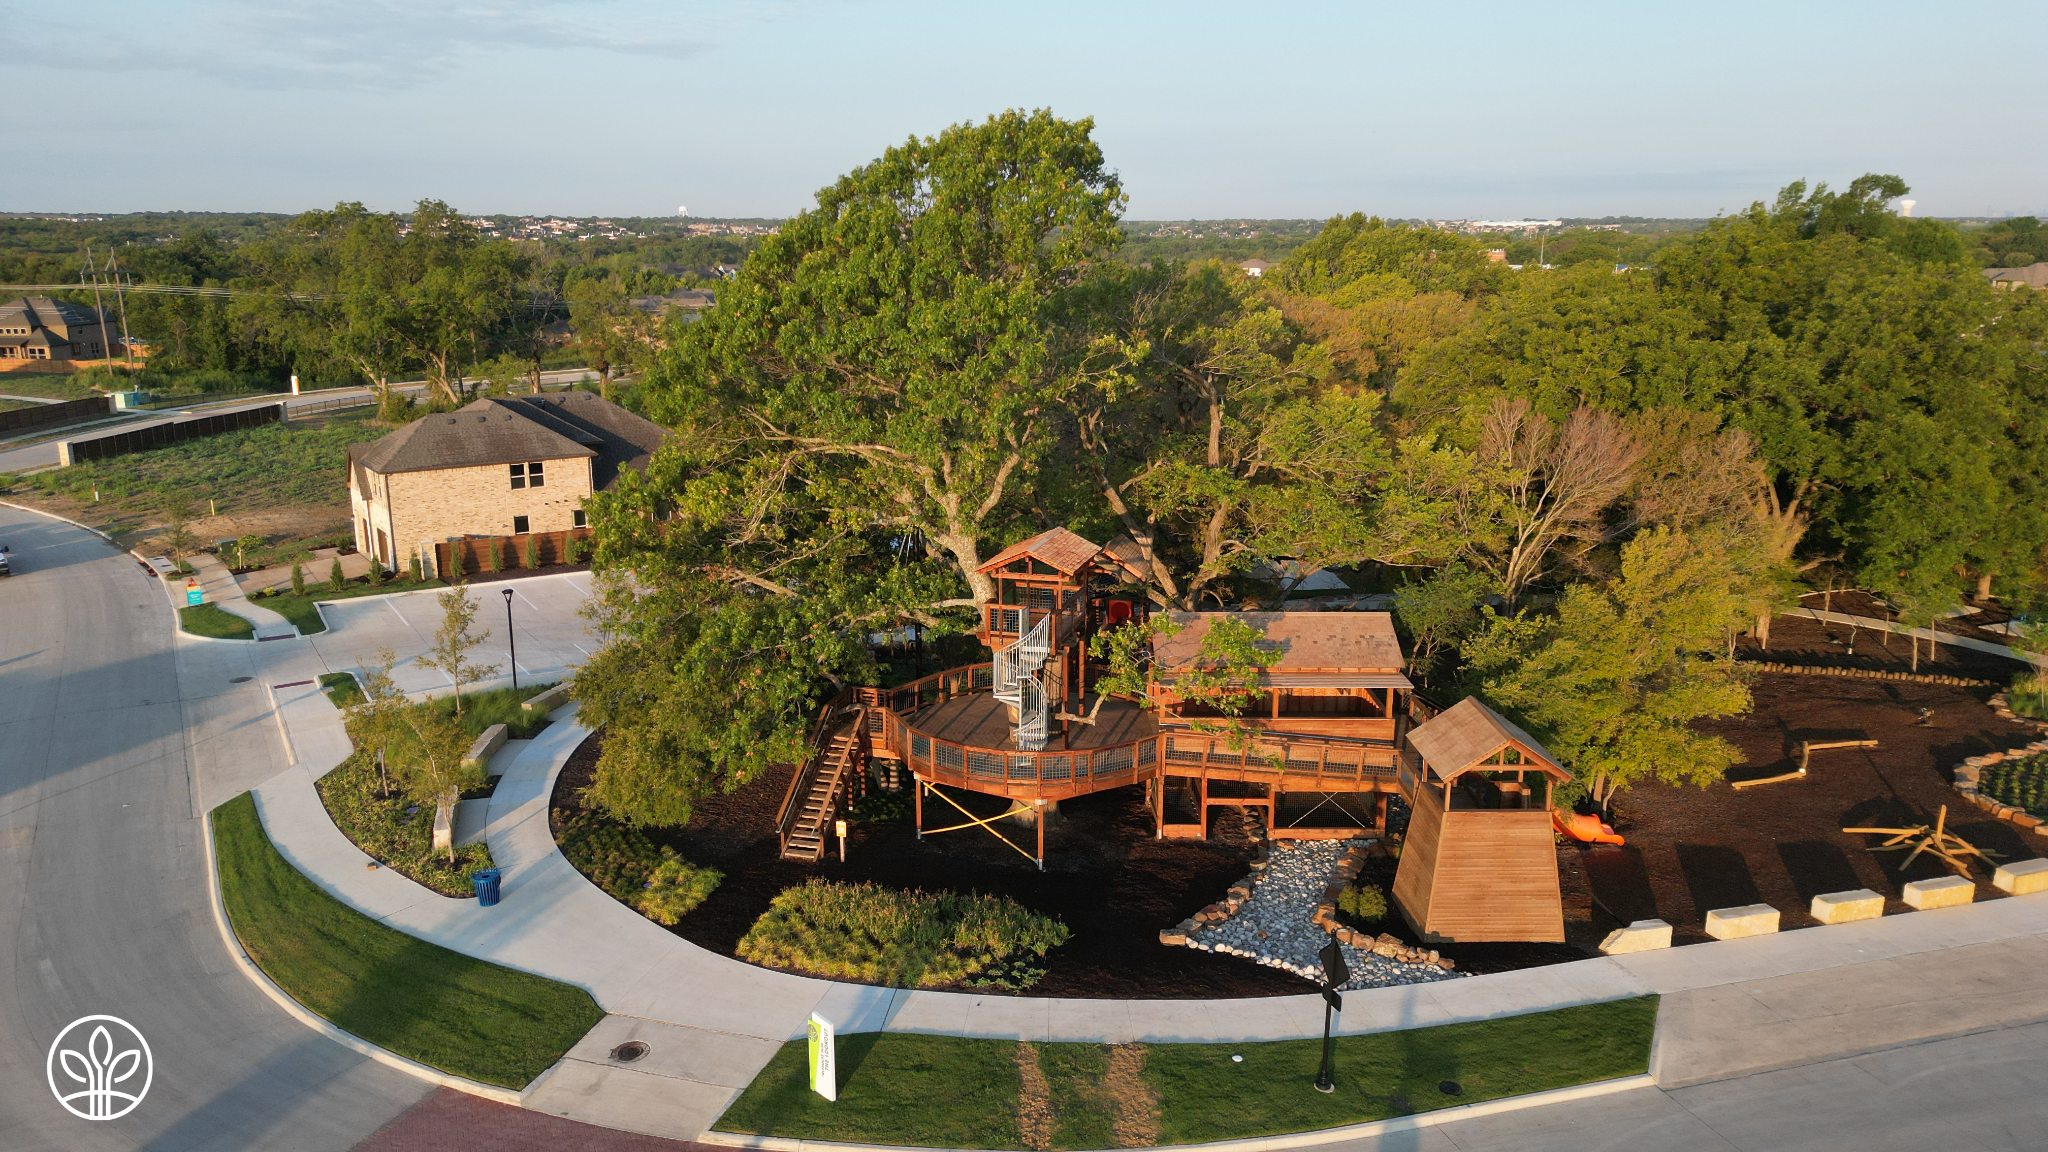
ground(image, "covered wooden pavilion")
xmin=1391 ymin=697 xmax=1572 ymax=943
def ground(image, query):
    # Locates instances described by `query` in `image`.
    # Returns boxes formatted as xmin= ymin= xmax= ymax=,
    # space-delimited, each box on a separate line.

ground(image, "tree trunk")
xmin=1977 ymin=572 xmax=1995 ymax=601
xmin=1755 ymin=613 xmax=1772 ymax=650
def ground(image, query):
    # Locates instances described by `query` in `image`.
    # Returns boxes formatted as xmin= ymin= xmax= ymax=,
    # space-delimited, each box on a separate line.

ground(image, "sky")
xmin=5 ymin=0 xmax=2044 ymax=221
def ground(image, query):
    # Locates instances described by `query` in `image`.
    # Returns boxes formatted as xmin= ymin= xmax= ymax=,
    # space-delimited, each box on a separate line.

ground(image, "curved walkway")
xmin=243 ymin=681 xmax=2048 ymax=1141
xmin=174 ymin=571 xmax=2048 ymax=1144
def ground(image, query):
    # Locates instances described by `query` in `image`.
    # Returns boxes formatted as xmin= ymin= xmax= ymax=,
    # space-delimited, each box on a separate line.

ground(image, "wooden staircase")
xmin=778 ymin=709 xmax=865 ymax=862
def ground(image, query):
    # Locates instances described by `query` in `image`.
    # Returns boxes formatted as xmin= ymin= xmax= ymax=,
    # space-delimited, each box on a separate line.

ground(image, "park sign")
xmin=185 ymin=580 xmax=203 ymax=607
xmin=808 ymin=1012 xmax=836 ymax=1101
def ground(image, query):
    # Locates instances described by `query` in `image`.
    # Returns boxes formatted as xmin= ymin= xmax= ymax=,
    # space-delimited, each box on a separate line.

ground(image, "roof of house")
xmin=1238 ymin=258 xmax=1272 ymax=271
xmin=1100 ymin=534 xmax=1153 ymax=581
xmin=348 ymin=391 xmax=667 ymax=488
xmin=977 ymin=527 xmax=1105 ymax=575
xmin=1405 ymin=697 xmax=1568 ymax=782
xmin=0 ymin=296 xmax=108 ymax=337
xmin=1986 ymin=265 xmax=2048 ymax=289
xmin=1152 ymin=611 xmax=1408 ymax=678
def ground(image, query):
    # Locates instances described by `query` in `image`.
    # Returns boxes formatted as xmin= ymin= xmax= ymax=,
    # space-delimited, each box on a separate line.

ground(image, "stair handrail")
xmin=775 ymin=689 xmax=858 ymax=853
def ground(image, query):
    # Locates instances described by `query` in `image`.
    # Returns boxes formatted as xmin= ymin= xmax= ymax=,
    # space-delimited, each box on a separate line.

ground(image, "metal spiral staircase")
xmin=993 ymin=613 xmax=1052 ymax=751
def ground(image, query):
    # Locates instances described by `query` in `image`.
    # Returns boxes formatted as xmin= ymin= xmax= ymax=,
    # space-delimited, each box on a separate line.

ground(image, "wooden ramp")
xmin=778 ymin=709 xmax=865 ymax=862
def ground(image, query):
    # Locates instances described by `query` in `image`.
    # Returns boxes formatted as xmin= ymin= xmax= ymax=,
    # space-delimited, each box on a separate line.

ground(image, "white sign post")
xmin=807 ymin=1012 xmax=837 ymax=1101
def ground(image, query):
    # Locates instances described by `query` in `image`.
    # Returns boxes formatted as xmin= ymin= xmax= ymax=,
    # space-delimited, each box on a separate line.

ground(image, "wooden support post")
xmin=1199 ymin=777 xmax=1210 ymax=839
xmin=1035 ymin=800 xmax=1046 ymax=870
xmin=1154 ymin=776 xmax=1165 ymax=839
xmin=915 ymin=778 xmax=924 ymax=840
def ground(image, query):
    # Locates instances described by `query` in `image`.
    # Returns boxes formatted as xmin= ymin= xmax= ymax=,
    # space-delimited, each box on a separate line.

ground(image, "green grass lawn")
xmin=180 ymin=602 xmax=256 ymax=639
xmin=212 ymin=792 xmax=603 ymax=1088
xmin=21 ymin=419 xmax=387 ymax=515
xmin=320 ymin=671 xmax=364 ymax=708
xmin=254 ymin=576 xmax=448 ymax=635
xmin=436 ymin=681 xmax=560 ymax=740
xmin=716 ymin=997 xmax=1659 ymax=1148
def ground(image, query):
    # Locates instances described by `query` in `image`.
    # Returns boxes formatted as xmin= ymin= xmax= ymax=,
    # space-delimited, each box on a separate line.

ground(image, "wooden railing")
xmin=775 ymin=688 xmax=860 ymax=855
xmin=885 ymin=709 xmax=1157 ymax=800
xmin=1159 ymin=730 xmax=1406 ymax=789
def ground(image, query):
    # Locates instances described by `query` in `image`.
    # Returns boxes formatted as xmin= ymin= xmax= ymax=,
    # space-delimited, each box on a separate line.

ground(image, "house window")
xmin=509 ymin=463 xmax=526 ymax=489
xmin=573 ymin=509 xmax=586 ymax=528
xmin=513 ymin=515 xmax=530 ymax=534
xmin=509 ymin=461 xmax=544 ymax=489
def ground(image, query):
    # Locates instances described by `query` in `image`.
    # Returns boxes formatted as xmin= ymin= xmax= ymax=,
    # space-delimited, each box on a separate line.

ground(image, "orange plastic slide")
xmin=1553 ymin=809 xmax=1625 ymax=845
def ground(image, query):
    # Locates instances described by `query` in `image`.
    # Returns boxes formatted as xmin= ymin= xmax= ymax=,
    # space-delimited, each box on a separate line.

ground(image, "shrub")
xmin=737 ymin=880 xmax=1069 ymax=990
xmin=314 ymin=749 xmax=494 ymax=896
xmin=1982 ymin=753 xmax=2048 ymax=818
xmin=2012 ymin=672 xmax=2048 ymax=721
xmin=565 ymin=534 xmax=589 ymax=565
xmin=636 ymin=857 xmax=724 ymax=925
xmin=1338 ymin=883 xmax=1389 ymax=925
xmin=328 ymin=558 xmax=346 ymax=592
xmin=409 ymin=551 xmax=423 ymax=582
xmin=522 ymin=534 xmax=539 ymax=569
xmin=290 ymin=561 xmax=306 ymax=597
xmin=482 ymin=539 xmax=500 ymax=573
xmin=447 ymin=545 xmax=466 ymax=581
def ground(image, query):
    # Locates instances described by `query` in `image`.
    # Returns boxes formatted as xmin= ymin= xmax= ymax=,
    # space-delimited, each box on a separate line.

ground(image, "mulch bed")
xmin=1577 ymin=618 xmax=2040 ymax=945
xmin=551 ymin=737 xmax=1310 ymax=999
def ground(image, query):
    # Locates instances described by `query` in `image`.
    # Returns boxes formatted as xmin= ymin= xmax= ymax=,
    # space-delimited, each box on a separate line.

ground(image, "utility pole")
xmin=107 ymin=249 xmax=137 ymax=372
xmin=81 ymin=247 xmax=112 ymax=369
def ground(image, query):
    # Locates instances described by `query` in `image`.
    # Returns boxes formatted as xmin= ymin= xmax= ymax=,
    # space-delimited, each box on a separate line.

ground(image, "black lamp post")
xmin=1315 ymin=936 xmax=1348 ymax=1093
xmin=502 ymin=588 xmax=517 ymax=689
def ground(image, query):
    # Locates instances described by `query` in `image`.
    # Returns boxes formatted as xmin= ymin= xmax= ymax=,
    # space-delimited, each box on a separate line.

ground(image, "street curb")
xmin=199 ymin=793 xmax=542 ymax=1108
xmin=700 ymin=1074 xmax=1659 ymax=1152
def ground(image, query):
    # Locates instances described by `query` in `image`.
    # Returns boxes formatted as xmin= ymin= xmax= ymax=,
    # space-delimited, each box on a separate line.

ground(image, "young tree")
xmin=415 ymin=587 xmax=500 ymax=714
xmin=1391 ymin=563 xmax=1492 ymax=687
xmin=1461 ymin=527 xmax=1753 ymax=812
xmin=389 ymin=700 xmax=481 ymax=863
xmin=342 ymin=648 xmax=406 ymax=796
xmin=290 ymin=561 xmax=305 ymax=597
xmin=158 ymin=489 xmax=200 ymax=559
xmin=567 ymin=277 xmax=651 ymax=394
xmin=1090 ymin=615 xmax=1280 ymax=751
xmin=328 ymin=558 xmax=346 ymax=593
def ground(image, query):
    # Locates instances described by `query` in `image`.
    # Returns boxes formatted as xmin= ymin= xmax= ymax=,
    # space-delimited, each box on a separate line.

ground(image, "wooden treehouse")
xmin=1391 ymin=697 xmax=1571 ymax=944
xmin=767 ymin=526 xmax=1578 ymax=941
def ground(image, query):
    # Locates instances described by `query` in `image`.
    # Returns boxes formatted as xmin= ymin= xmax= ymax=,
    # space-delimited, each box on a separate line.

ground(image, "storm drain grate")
xmin=610 ymin=1041 xmax=650 ymax=1063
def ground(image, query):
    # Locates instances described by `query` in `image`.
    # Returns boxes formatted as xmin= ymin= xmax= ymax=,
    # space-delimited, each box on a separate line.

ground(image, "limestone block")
xmin=431 ymin=804 xmax=453 ymax=854
xmin=1704 ymin=904 xmax=1780 ymax=940
xmin=1158 ymin=928 xmax=1187 ymax=947
xmin=521 ymin=682 xmax=572 ymax=713
xmin=463 ymin=723 xmax=509 ymax=774
xmin=1598 ymin=919 xmax=1673 ymax=954
xmin=1810 ymin=889 xmax=1884 ymax=924
xmin=1993 ymin=858 xmax=2048 ymax=896
xmin=1902 ymin=875 xmax=1975 ymax=909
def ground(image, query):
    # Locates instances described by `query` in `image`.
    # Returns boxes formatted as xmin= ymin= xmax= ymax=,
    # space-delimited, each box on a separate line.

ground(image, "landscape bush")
xmin=1337 ymin=883 xmax=1389 ymax=926
xmin=2010 ymin=672 xmax=2048 ymax=721
xmin=555 ymin=809 xmax=721 ymax=923
xmin=737 ymin=879 xmax=1069 ymax=990
xmin=1981 ymin=754 xmax=2048 ymax=818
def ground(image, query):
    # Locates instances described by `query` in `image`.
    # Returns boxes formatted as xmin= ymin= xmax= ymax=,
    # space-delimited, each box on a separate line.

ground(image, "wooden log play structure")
xmin=1843 ymin=804 xmax=2004 ymax=878
xmin=1729 ymin=739 xmax=1880 ymax=790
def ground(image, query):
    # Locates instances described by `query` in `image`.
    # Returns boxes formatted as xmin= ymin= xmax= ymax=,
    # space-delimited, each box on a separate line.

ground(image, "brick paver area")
xmin=352 ymin=1089 xmax=712 ymax=1152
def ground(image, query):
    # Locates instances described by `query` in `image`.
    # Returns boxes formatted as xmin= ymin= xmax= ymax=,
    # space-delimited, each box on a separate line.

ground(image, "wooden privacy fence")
xmin=429 ymin=527 xmax=594 ymax=577
xmin=59 ymin=403 xmax=284 ymax=464
xmin=0 ymin=394 xmax=111 ymax=436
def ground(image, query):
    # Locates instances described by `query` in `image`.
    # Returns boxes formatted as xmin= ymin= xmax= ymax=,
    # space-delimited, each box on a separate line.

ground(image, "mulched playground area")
xmin=550 ymin=611 xmax=2042 ymax=989
xmin=1576 ymin=612 xmax=2040 ymax=946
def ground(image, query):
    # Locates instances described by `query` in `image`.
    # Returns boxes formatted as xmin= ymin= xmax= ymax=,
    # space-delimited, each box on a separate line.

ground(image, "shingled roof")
xmin=1152 ymin=611 xmax=1411 ymax=685
xmin=977 ymin=527 xmax=1105 ymax=575
xmin=1406 ymin=697 xmax=1568 ymax=782
xmin=347 ymin=391 xmax=667 ymax=488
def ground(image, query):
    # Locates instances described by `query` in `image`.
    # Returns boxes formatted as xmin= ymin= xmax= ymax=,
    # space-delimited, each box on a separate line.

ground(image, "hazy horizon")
xmin=5 ymin=0 xmax=2044 ymax=221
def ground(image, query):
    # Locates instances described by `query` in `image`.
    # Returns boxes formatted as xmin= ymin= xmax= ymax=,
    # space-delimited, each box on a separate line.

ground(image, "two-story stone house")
xmin=346 ymin=391 xmax=666 ymax=571
xmin=0 ymin=296 xmax=117 ymax=361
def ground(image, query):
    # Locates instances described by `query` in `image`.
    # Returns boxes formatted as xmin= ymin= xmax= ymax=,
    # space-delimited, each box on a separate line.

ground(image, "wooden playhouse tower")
xmin=1391 ymin=697 xmax=1572 ymax=943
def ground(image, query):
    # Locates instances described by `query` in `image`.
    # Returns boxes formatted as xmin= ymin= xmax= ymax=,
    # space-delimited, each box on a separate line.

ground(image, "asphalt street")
xmin=0 ymin=503 xmax=431 ymax=1151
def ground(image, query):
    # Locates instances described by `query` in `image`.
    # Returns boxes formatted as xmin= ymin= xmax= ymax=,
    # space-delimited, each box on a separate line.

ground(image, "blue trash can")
xmin=473 ymin=868 xmax=503 ymax=907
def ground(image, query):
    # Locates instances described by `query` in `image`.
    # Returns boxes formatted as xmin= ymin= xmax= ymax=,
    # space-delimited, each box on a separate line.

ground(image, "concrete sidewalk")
xmin=190 ymin=551 xmax=298 ymax=639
